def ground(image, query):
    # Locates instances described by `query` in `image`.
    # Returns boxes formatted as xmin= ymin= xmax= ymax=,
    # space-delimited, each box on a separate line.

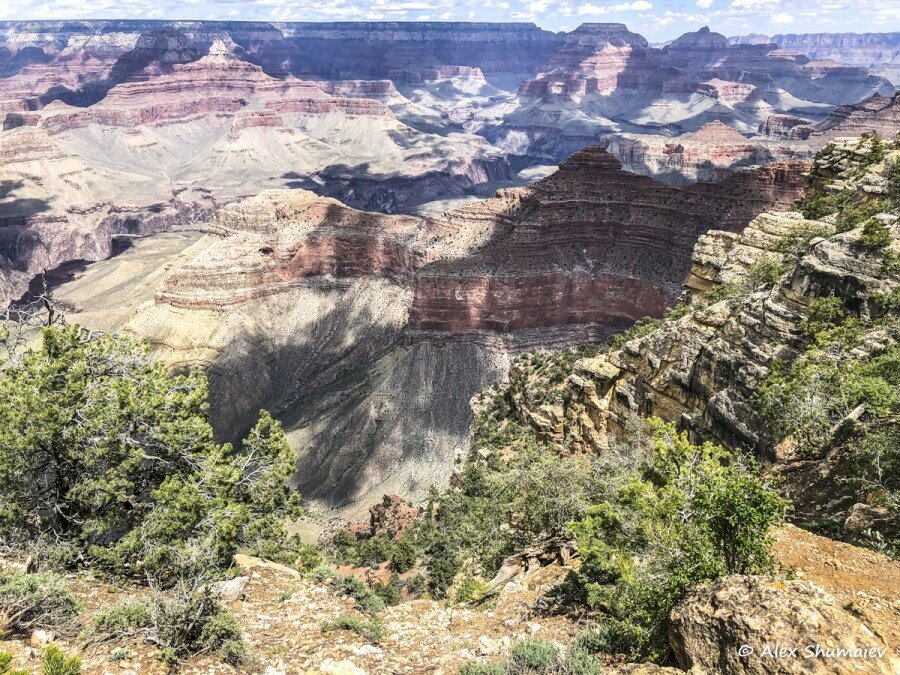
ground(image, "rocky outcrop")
xmin=669 ymin=575 xmax=899 ymax=674
xmin=602 ymin=121 xmax=810 ymax=184
xmin=758 ymin=114 xmax=815 ymax=139
xmin=347 ymin=495 xmax=423 ymax=541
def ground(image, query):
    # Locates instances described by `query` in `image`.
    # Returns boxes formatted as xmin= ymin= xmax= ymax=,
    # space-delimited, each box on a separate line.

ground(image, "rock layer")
xmin=409 ymin=148 xmax=806 ymax=342
xmin=48 ymin=147 xmax=806 ymax=510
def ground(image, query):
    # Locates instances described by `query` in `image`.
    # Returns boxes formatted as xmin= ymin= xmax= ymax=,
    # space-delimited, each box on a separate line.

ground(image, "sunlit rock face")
xmin=496 ymin=25 xmax=892 ymax=161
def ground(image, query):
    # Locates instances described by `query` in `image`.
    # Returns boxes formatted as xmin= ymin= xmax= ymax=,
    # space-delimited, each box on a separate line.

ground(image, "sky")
xmin=1 ymin=0 xmax=898 ymax=42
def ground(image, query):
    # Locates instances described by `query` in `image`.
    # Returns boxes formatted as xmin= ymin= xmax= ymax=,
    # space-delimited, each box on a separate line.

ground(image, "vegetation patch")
xmin=0 ymin=571 xmax=81 ymax=636
xmin=321 ymin=615 xmax=385 ymax=642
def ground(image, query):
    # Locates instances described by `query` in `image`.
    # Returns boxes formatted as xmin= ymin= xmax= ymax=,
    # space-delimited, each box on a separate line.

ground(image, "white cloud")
xmin=771 ymin=11 xmax=794 ymax=23
xmin=577 ymin=1 xmax=652 ymax=16
xmin=696 ymin=0 xmax=714 ymax=7
xmin=528 ymin=0 xmax=553 ymax=13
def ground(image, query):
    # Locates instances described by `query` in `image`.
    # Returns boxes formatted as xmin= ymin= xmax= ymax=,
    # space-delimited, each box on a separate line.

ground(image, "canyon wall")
xmin=48 ymin=148 xmax=807 ymax=512
xmin=731 ymin=31 xmax=900 ymax=84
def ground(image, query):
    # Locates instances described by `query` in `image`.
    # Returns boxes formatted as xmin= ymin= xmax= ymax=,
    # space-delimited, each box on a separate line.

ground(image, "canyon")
xmin=0 ymin=20 xmax=898 ymax=511
xmin=46 ymin=147 xmax=806 ymax=512
xmin=1 ymin=19 xmax=900 ymax=674
xmin=1 ymin=21 xmax=896 ymax=311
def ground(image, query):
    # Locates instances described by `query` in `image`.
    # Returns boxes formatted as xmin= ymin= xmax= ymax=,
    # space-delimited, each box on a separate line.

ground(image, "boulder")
xmin=669 ymin=575 xmax=898 ymax=674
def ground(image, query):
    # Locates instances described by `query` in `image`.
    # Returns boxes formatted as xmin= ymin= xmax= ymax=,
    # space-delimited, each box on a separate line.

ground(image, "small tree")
xmin=565 ymin=420 xmax=785 ymax=662
xmin=0 ymin=324 xmax=302 ymax=580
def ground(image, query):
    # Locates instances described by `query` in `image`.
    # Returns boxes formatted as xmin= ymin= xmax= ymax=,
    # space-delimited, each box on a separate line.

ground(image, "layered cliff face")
xmin=0 ymin=38 xmax=510 ymax=306
xmin=489 ymin=25 xmax=893 ymax=161
xmin=409 ymin=147 xmax=806 ymax=345
xmin=0 ymin=123 xmax=218 ymax=307
xmin=731 ymin=32 xmax=900 ymax=84
xmin=492 ymin=136 xmax=900 ymax=539
xmin=1 ymin=21 xmax=894 ymax=172
xmin=47 ymin=147 xmax=807 ymax=511
xmin=601 ymin=120 xmax=810 ymax=184
xmin=758 ymin=92 xmax=900 ymax=142
xmin=602 ymin=92 xmax=900 ymax=184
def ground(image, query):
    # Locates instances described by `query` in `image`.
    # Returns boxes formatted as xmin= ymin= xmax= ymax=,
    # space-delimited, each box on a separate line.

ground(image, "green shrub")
xmin=795 ymin=189 xmax=846 ymax=220
xmin=849 ymin=423 xmax=900 ymax=511
xmin=334 ymin=533 xmax=418 ymax=574
xmin=861 ymin=219 xmax=892 ymax=249
xmin=307 ymin=563 xmax=338 ymax=583
xmin=801 ymin=297 xmax=849 ymax=340
xmin=755 ymin=337 xmax=900 ymax=453
xmin=248 ymin=534 xmax=321 ymax=573
xmin=454 ymin=574 xmax=489 ymax=604
xmin=509 ymin=639 xmax=560 ymax=671
xmin=151 ymin=586 xmax=246 ymax=667
xmin=0 ymin=571 xmax=80 ymax=635
xmin=0 ymin=325 xmax=303 ymax=583
xmin=564 ymin=420 xmax=785 ymax=662
xmin=774 ymin=222 xmax=834 ymax=258
xmin=41 ymin=646 xmax=80 ymax=675
xmin=665 ymin=303 xmax=692 ymax=320
xmin=887 ymin=159 xmax=900 ymax=205
xmin=560 ymin=649 xmax=601 ymax=675
xmin=424 ymin=541 xmax=459 ymax=599
xmin=86 ymin=600 xmax=151 ymax=642
xmin=605 ymin=317 xmax=661 ymax=350
xmin=697 ymin=283 xmax=740 ymax=308
xmin=339 ymin=575 xmax=385 ymax=613
xmin=0 ymin=651 xmax=28 ymax=675
xmin=389 ymin=537 xmax=417 ymax=573
xmin=371 ymin=576 xmax=402 ymax=607
xmin=321 ymin=615 xmax=385 ymax=642
xmin=836 ymin=199 xmax=890 ymax=233
xmin=744 ymin=257 xmax=785 ymax=290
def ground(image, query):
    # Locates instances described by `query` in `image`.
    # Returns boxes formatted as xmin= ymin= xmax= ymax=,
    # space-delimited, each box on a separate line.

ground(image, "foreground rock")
xmin=670 ymin=575 xmax=898 ymax=674
xmin=1 ymin=524 xmax=895 ymax=674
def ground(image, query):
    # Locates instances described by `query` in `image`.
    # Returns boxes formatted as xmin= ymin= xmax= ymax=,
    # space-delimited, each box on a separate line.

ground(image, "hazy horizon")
xmin=2 ymin=0 xmax=898 ymax=43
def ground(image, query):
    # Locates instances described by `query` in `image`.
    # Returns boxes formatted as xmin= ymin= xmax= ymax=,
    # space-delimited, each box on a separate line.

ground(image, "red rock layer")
xmin=407 ymin=148 xmax=808 ymax=339
xmin=155 ymin=191 xmax=433 ymax=308
xmin=150 ymin=147 xmax=807 ymax=349
xmin=29 ymin=40 xmax=394 ymax=134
